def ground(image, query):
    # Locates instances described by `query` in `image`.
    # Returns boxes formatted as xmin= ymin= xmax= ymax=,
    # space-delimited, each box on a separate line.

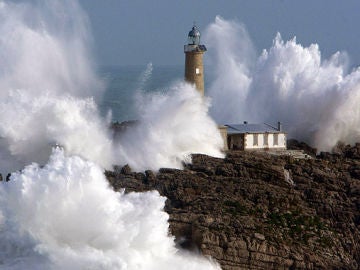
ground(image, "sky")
xmin=79 ymin=0 xmax=360 ymax=67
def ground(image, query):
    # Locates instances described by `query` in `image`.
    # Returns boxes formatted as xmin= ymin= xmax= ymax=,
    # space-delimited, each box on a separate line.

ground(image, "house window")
xmin=253 ymin=134 xmax=258 ymax=146
xmin=264 ymin=133 xmax=268 ymax=146
xmin=274 ymin=134 xmax=278 ymax=145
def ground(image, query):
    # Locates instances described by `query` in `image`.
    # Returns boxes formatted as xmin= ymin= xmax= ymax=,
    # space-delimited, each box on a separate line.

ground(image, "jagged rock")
xmin=287 ymin=139 xmax=317 ymax=156
xmin=107 ymin=147 xmax=360 ymax=270
xmin=120 ymin=164 xmax=132 ymax=175
xmin=254 ymin=233 xmax=265 ymax=241
xmin=144 ymin=170 xmax=156 ymax=184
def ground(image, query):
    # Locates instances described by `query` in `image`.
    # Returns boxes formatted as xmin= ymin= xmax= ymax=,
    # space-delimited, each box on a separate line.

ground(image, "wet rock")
xmin=254 ymin=233 xmax=266 ymax=241
xmin=121 ymin=164 xmax=132 ymax=175
xmin=287 ymin=139 xmax=317 ymax=156
xmin=107 ymin=148 xmax=360 ymax=270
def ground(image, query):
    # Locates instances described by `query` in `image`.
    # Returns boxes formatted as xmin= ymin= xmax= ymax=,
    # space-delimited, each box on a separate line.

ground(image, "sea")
xmin=2 ymin=1 xmax=360 ymax=268
xmin=99 ymin=64 xmax=213 ymax=122
xmin=99 ymin=65 xmax=183 ymax=122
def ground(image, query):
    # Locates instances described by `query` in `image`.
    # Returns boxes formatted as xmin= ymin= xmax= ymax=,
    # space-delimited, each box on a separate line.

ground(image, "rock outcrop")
xmin=106 ymin=144 xmax=360 ymax=269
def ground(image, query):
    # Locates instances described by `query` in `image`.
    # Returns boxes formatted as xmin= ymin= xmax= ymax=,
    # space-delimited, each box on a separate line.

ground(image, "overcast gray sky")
xmin=78 ymin=0 xmax=360 ymax=67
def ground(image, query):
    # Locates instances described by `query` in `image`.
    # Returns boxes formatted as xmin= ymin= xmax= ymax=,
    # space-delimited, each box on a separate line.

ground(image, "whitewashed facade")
xmin=224 ymin=123 xmax=287 ymax=151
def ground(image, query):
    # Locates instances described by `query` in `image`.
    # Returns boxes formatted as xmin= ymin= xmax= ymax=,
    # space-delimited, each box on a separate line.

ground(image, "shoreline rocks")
xmin=106 ymin=144 xmax=360 ymax=269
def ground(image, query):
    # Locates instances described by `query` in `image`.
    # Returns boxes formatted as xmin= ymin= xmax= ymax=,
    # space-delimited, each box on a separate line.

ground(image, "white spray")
xmin=0 ymin=148 xmax=220 ymax=270
xmin=0 ymin=0 xmax=113 ymax=171
xmin=115 ymin=81 xmax=224 ymax=171
xmin=204 ymin=16 xmax=360 ymax=152
xmin=204 ymin=16 xmax=256 ymax=124
xmin=0 ymin=1 xmax=223 ymax=269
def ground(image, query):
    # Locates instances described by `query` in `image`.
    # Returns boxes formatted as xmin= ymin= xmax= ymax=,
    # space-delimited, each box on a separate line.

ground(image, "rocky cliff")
xmin=106 ymin=142 xmax=360 ymax=269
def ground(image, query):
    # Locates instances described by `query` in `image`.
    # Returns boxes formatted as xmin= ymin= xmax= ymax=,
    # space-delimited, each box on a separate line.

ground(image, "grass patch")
xmin=266 ymin=211 xmax=328 ymax=245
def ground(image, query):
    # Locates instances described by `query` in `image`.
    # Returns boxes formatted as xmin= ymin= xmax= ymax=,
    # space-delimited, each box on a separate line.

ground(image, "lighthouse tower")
xmin=184 ymin=24 xmax=207 ymax=96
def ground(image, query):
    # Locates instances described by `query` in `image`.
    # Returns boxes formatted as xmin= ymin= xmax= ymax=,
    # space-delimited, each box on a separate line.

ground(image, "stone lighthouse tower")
xmin=184 ymin=24 xmax=207 ymax=96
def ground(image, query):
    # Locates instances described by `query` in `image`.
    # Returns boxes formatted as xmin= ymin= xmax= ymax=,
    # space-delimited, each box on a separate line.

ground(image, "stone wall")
xmin=185 ymin=51 xmax=205 ymax=95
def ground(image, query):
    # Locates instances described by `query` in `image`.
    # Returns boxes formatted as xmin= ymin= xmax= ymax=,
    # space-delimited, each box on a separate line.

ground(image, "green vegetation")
xmin=222 ymin=200 xmax=334 ymax=248
xmin=266 ymin=211 xmax=332 ymax=246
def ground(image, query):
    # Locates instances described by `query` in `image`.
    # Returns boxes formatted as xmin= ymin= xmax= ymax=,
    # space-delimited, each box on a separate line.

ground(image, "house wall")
xmin=228 ymin=134 xmax=245 ymax=150
xmin=218 ymin=125 xmax=229 ymax=151
xmin=244 ymin=133 xmax=287 ymax=150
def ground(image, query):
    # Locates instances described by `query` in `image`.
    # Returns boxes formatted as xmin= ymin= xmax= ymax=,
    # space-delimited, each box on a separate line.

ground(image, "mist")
xmin=204 ymin=16 xmax=360 ymax=152
xmin=0 ymin=0 xmax=223 ymax=268
xmin=0 ymin=148 xmax=220 ymax=269
xmin=0 ymin=0 xmax=113 ymax=171
xmin=115 ymin=67 xmax=224 ymax=171
xmin=3 ymin=2 xmax=359 ymax=269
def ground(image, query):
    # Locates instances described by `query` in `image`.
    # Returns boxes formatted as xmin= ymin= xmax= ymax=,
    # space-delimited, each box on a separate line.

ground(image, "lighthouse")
xmin=184 ymin=24 xmax=207 ymax=96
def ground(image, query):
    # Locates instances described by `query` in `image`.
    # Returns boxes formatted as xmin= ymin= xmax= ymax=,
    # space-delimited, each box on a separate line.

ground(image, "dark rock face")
xmin=287 ymin=139 xmax=317 ymax=157
xmin=106 ymin=146 xmax=360 ymax=270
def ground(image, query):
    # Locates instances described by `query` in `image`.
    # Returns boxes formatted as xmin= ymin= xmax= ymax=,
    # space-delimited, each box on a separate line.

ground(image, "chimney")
xmin=277 ymin=121 xmax=282 ymax=131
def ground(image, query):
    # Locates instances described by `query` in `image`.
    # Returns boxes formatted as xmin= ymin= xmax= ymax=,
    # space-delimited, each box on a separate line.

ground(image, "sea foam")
xmin=205 ymin=16 xmax=360 ymax=152
xmin=115 ymin=81 xmax=224 ymax=171
xmin=0 ymin=0 xmax=113 ymax=172
xmin=0 ymin=1 xmax=223 ymax=269
xmin=0 ymin=148 xmax=220 ymax=270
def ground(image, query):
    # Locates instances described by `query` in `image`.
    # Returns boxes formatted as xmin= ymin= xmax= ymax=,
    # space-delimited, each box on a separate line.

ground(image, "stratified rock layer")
xmin=106 ymin=144 xmax=360 ymax=270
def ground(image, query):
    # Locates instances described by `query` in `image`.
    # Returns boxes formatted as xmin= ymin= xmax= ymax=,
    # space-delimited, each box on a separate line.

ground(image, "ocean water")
xmin=0 ymin=1 xmax=223 ymax=269
xmin=1 ymin=1 xmax=360 ymax=269
xmin=99 ymin=65 xmax=184 ymax=122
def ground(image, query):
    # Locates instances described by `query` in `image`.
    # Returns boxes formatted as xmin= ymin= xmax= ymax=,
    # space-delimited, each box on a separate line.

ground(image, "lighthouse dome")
xmin=188 ymin=25 xmax=200 ymax=45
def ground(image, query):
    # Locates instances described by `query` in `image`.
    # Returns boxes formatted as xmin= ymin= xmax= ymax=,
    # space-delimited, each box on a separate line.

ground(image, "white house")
xmin=220 ymin=122 xmax=287 ymax=151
